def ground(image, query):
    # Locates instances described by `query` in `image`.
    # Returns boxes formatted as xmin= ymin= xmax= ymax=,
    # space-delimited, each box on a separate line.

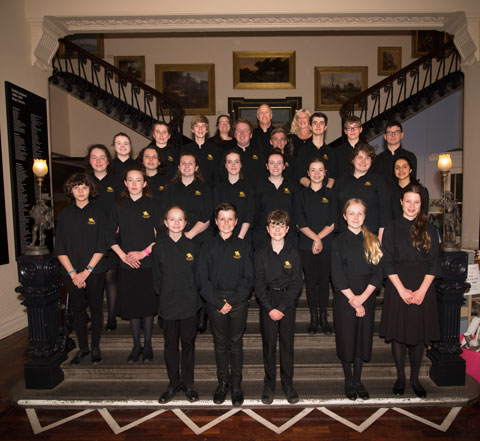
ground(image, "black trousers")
xmin=299 ymin=249 xmax=331 ymax=312
xmin=63 ymin=272 xmax=105 ymax=352
xmin=162 ymin=315 xmax=197 ymax=388
xmin=207 ymin=300 xmax=248 ymax=386
xmin=260 ymin=304 xmax=296 ymax=389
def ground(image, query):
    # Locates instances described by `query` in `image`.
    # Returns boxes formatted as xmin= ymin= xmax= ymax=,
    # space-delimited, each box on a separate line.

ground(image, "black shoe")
xmin=91 ymin=347 xmax=102 ymax=365
xmin=231 ymin=385 xmax=244 ymax=407
xmin=105 ymin=320 xmax=117 ymax=331
xmin=354 ymin=382 xmax=369 ymax=400
xmin=319 ymin=312 xmax=332 ymax=334
xmin=283 ymin=384 xmax=299 ymax=404
xmin=410 ymin=379 xmax=427 ymax=398
xmin=392 ymin=379 xmax=405 ymax=396
xmin=158 ymin=384 xmax=183 ymax=404
xmin=261 ymin=385 xmax=274 ymax=405
xmin=127 ymin=346 xmax=142 ymax=363
xmin=213 ymin=382 xmax=230 ymax=404
xmin=142 ymin=346 xmax=153 ymax=363
xmin=345 ymin=382 xmax=357 ymax=401
xmin=197 ymin=311 xmax=207 ymax=334
xmin=184 ymin=385 xmax=200 ymax=402
xmin=70 ymin=350 xmax=90 ymax=365
xmin=307 ymin=309 xmax=318 ymax=334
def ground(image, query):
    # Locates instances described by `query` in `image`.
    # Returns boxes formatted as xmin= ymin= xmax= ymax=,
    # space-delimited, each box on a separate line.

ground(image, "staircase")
xmin=50 ymin=38 xmax=185 ymax=145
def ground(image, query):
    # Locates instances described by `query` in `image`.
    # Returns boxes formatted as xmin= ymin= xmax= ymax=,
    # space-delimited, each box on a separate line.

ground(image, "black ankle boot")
xmin=319 ymin=311 xmax=332 ymax=334
xmin=197 ymin=309 xmax=207 ymax=334
xmin=307 ymin=309 xmax=318 ymax=334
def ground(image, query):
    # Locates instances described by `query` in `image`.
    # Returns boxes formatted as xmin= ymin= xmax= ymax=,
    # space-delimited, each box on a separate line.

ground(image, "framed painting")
xmin=114 ymin=56 xmax=146 ymax=82
xmin=233 ymin=51 xmax=296 ymax=89
xmin=58 ymin=34 xmax=104 ymax=58
xmin=412 ymin=31 xmax=450 ymax=58
xmin=378 ymin=47 xmax=402 ymax=76
xmin=155 ymin=63 xmax=215 ymax=115
xmin=314 ymin=66 xmax=368 ymax=111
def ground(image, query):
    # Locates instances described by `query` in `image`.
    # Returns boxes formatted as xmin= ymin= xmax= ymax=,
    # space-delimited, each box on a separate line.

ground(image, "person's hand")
xmin=184 ymin=231 xmax=193 ymax=239
xmin=219 ymin=301 xmax=232 ymax=315
xmin=120 ymin=253 xmax=141 ymax=269
xmin=269 ymin=309 xmax=284 ymax=321
xmin=72 ymin=270 xmax=88 ymax=288
xmin=411 ymin=289 xmax=426 ymax=305
xmin=312 ymin=238 xmax=323 ymax=254
xmin=126 ymin=251 xmax=146 ymax=263
xmin=355 ymin=305 xmax=365 ymax=317
xmin=349 ymin=295 xmax=364 ymax=309
xmin=398 ymin=288 xmax=414 ymax=304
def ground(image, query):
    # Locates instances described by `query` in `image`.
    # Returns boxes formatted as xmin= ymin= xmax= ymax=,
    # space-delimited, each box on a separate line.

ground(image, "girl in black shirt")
xmin=331 ymin=198 xmax=383 ymax=401
xmin=108 ymin=167 xmax=161 ymax=363
xmin=148 ymin=121 xmax=178 ymax=181
xmin=112 ymin=132 xmax=136 ymax=183
xmin=55 ymin=173 xmax=106 ymax=365
xmin=380 ymin=183 xmax=441 ymax=398
xmin=136 ymin=145 xmax=169 ymax=208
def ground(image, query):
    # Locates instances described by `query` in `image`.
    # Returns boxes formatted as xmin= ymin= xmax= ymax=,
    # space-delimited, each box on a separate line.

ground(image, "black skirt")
xmin=380 ymin=262 xmax=440 ymax=345
xmin=116 ymin=267 xmax=158 ymax=319
xmin=333 ymin=275 xmax=375 ymax=362
xmin=104 ymin=249 xmax=119 ymax=271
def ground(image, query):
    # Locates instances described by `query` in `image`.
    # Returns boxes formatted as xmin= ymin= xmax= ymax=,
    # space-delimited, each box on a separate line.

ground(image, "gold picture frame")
xmin=378 ymin=47 xmax=402 ymax=76
xmin=155 ymin=63 xmax=216 ymax=115
xmin=58 ymin=34 xmax=104 ymax=58
xmin=233 ymin=51 xmax=296 ymax=89
xmin=314 ymin=66 xmax=368 ymax=111
xmin=114 ymin=56 xmax=146 ymax=82
xmin=411 ymin=30 xmax=449 ymax=58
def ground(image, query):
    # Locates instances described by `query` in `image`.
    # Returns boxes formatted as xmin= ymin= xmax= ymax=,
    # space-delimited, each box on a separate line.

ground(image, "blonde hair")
xmin=289 ymin=108 xmax=312 ymax=135
xmin=343 ymin=199 xmax=383 ymax=265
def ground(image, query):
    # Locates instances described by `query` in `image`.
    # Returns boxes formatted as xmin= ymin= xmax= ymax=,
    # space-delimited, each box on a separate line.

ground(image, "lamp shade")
xmin=32 ymin=159 xmax=48 ymax=178
xmin=438 ymin=154 xmax=452 ymax=172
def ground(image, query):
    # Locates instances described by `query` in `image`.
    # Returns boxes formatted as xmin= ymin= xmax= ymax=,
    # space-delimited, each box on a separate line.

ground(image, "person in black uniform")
xmin=391 ymin=156 xmax=429 ymax=219
xmin=111 ymin=132 xmax=137 ymax=183
xmin=296 ymin=112 xmax=336 ymax=188
xmin=197 ymin=203 xmax=254 ymax=406
xmin=108 ymin=167 xmax=161 ymax=363
xmin=85 ymin=144 xmax=120 ymax=331
xmin=148 ymin=121 xmax=178 ymax=182
xmin=136 ymin=145 xmax=169 ymax=208
xmin=380 ymin=183 xmax=441 ymax=398
xmin=269 ymin=128 xmax=296 ymax=183
xmin=294 ymin=158 xmax=337 ymax=335
xmin=163 ymin=153 xmax=213 ymax=333
xmin=213 ymin=150 xmax=254 ymax=241
xmin=373 ymin=120 xmax=417 ymax=185
xmin=55 ymin=172 xmax=106 ymax=365
xmin=331 ymin=198 xmax=383 ymax=400
xmin=288 ymin=108 xmax=312 ymax=156
xmin=154 ymin=206 xmax=201 ymax=404
xmin=252 ymin=104 xmax=274 ymax=156
xmin=181 ymin=115 xmax=222 ymax=187
xmin=255 ymin=210 xmax=303 ymax=405
xmin=335 ymin=143 xmax=391 ymax=242
xmin=335 ymin=116 xmax=363 ymax=179
xmin=253 ymin=150 xmax=299 ymax=251
xmin=211 ymin=114 xmax=235 ymax=150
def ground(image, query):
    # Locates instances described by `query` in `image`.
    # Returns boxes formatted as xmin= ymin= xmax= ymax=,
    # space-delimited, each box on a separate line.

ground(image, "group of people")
xmin=54 ymin=104 xmax=440 ymax=406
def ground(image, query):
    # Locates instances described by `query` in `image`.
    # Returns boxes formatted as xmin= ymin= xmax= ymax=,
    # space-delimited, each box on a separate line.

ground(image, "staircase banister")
xmin=57 ymin=38 xmax=185 ymax=118
xmin=340 ymin=39 xmax=457 ymax=120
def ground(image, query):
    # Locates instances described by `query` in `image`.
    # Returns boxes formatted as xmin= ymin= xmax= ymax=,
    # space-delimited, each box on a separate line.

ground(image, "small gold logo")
xmin=364 ymin=181 xmax=372 ymax=186
xmin=168 ymin=155 xmax=174 ymax=162
xmin=106 ymin=186 xmax=114 ymax=193
xmin=87 ymin=217 xmax=96 ymax=225
xmin=233 ymin=250 xmax=241 ymax=259
xmin=284 ymin=260 xmax=292 ymax=269
xmin=207 ymin=153 xmax=213 ymax=160
xmin=323 ymin=153 xmax=328 ymax=160
xmin=239 ymin=191 xmax=246 ymax=198
xmin=142 ymin=211 xmax=150 ymax=219
xmin=322 ymin=197 xmax=329 ymax=203
xmin=252 ymin=154 xmax=258 ymax=160
xmin=284 ymin=187 xmax=291 ymax=194
xmin=186 ymin=253 xmax=194 ymax=261
xmin=195 ymin=190 xmax=202 ymax=196
xmin=158 ymin=185 xmax=165 ymax=191
xmin=285 ymin=161 xmax=290 ymax=168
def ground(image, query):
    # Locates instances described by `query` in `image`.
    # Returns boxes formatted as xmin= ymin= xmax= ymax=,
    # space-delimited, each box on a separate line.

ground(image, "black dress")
xmin=331 ymin=230 xmax=383 ymax=362
xmin=379 ymin=216 xmax=441 ymax=345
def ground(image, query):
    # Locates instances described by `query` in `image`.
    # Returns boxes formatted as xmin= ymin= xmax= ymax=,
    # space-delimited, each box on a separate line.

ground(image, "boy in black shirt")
xmin=254 ymin=210 xmax=302 ymax=404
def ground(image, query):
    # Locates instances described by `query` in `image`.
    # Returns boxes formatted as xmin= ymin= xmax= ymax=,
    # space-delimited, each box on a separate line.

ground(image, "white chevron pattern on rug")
xmin=25 ymin=406 xmax=463 ymax=435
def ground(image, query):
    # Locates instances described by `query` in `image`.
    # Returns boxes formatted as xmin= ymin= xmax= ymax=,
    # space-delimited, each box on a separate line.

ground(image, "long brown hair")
xmin=403 ymin=183 xmax=431 ymax=251
xmin=171 ymin=153 xmax=204 ymax=182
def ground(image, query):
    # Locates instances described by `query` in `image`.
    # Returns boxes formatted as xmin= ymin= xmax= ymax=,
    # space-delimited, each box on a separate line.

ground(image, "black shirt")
xmin=335 ymin=171 xmax=392 ymax=233
xmin=330 ymin=229 xmax=383 ymax=292
xmin=107 ymin=195 xmax=162 ymax=269
xmin=181 ymin=140 xmax=222 ymax=186
xmin=224 ymin=143 xmax=266 ymax=185
xmin=89 ymin=174 xmax=121 ymax=217
xmin=153 ymin=235 xmax=200 ymax=320
xmin=197 ymin=234 xmax=254 ymax=309
xmin=253 ymin=125 xmax=274 ymax=156
xmin=295 ymin=141 xmax=338 ymax=183
xmin=289 ymin=134 xmax=312 ymax=157
xmin=294 ymin=186 xmax=337 ymax=252
xmin=390 ymin=182 xmax=429 ymax=219
xmin=213 ymin=179 xmax=255 ymax=238
xmin=373 ymin=146 xmax=417 ymax=184
xmin=146 ymin=172 xmax=170 ymax=209
xmin=382 ymin=216 xmax=441 ymax=277
xmin=55 ymin=202 xmax=107 ymax=275
xmin=254 ymin=244 xmax=302 ymax=313
xmin=146 ymin=141 xmax=179 ymax=182
xmin=334 ymin=141 xmax=359 ymax=179
xmin=112 ymin=157 xmax=136 ymax=181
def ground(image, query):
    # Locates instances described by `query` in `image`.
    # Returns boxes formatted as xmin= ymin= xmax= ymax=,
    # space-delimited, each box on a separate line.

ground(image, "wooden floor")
xmin=1 ymin=328 xmax=480 ymax=441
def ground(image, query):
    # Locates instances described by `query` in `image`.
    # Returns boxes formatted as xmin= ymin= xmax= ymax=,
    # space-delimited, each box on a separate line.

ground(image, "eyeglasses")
xmin=386 ymin=130 xmax=402 ymax=136
xmin=345 ymin=125 xmax=361 ymax=131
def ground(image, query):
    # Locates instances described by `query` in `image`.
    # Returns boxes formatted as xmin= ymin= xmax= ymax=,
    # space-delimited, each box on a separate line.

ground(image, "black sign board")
xmin=0 ymin=126 xmax=9 ymax=265
xmin=5 ymin=82 xmax=52 ymax=257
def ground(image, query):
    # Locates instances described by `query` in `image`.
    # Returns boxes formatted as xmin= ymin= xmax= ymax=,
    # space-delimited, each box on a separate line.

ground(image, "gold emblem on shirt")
xmin=186 ymin=253 xmax=194 ymax=261
xmin=87 ymin=217 xmax=96 ymax=225
xmin=106 ymin=186 xmax=114 ymax=192
xmin=284 ymin=260 xmax=292 ymax=269
xmin=239 ymin=191 xmax=246 ymax=198
xmin=233 ymin=250 xmax=241 ymax=259
xmin=322 ymin=197 xmax=329 ymax=203
xmin=285 ymin=161 xmax=289 ymax=167
xmin=252 ymin=154 xmax=259 ymax=160
xmin=142 ymin=211 xmax=151 ymax=219
xmin=168 ymin=156 xmax=174 ymax=162
xmin=364 ymin=181 xmax=372 ymax=186
xmin=323 ymin=153 xmax=328 ymax=160
xmin=158 ymin=185 xmax=165 ymax=191
xmin=207 ymin=153 xmax=213 ymax=160
xmin=283 ymin=187 xmax=291 ymax=194
xmin=195 ymin=190 xmax=202 ymax=196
